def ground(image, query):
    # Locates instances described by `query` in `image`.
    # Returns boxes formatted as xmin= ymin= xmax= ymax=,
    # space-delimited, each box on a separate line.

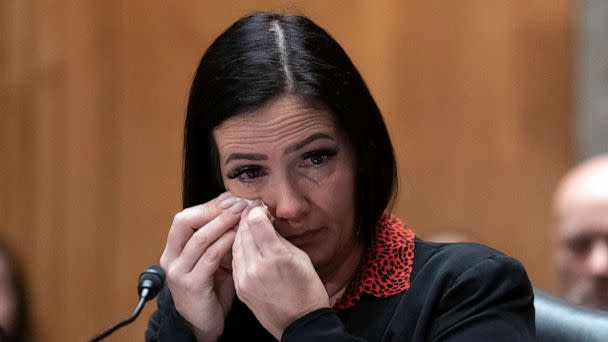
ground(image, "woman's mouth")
xmin=285 ymin=227 xmax=325 ymax=246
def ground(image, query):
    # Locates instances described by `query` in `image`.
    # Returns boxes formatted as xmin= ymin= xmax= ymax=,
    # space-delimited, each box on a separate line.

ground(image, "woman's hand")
xmin=232 ymin=204 xmax=330 ymax=340
xmin=160 ymin=193 xmax=248 ymax=342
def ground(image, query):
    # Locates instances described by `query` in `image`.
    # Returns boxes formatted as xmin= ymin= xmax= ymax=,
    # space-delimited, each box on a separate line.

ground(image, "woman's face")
xmin=213 ymin=96 xmax=359 ymax=276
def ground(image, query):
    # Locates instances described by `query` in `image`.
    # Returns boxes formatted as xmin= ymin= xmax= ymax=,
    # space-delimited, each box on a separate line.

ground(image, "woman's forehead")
xmin=213 ymin=97 xmax=338 ymax=149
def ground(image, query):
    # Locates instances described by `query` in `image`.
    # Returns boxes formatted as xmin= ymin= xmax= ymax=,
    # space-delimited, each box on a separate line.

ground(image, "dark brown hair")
xmin=182 ymin=12 xmax=397 ymax=244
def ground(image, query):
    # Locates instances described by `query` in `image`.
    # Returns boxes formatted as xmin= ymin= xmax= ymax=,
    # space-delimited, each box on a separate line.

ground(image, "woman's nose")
xmin=268 ymin=177 xmax=310 ymax=221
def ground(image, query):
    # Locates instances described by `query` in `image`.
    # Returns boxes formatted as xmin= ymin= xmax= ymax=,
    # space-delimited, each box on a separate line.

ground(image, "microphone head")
xmin=138 ymin=265 xmax=165 ymax=300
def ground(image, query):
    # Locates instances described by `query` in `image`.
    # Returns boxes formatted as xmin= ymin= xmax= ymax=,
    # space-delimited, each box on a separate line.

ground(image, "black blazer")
xmin=146 ymin=239 xmax=536 ymax=341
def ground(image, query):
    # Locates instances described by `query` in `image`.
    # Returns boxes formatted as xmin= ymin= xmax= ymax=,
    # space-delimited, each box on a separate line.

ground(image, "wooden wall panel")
xmin=375 ymin=1 xmax=573 ymax=290
xmin=2 ymin=1 xmax=122 ymax=340
xmin=1 ymin=1 xmax=573 ymax=341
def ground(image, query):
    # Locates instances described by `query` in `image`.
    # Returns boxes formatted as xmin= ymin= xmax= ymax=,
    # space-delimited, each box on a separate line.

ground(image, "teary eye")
xmin=310 ymin=153 xmax=328 ymax=165
xmin=302 ymin=148 xmax=337 ymax=167
xmin=227 ymin=165 xmax=265 ymax=181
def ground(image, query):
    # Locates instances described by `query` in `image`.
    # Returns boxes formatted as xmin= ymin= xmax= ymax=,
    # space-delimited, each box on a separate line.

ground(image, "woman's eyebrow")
xmin=283 ymin=133 xmax=334 ymax=155
xmin=224 ymin=133 xmax=334 ymax=164
xmin=225 ymin=153 xmax=268 ymax=165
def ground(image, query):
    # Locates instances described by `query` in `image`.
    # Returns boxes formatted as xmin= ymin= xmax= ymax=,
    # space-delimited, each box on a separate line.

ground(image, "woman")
xmin=146 ymin=12 xmax=535 ymax=341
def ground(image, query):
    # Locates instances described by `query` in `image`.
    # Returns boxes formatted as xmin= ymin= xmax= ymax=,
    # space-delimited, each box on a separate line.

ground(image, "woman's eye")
xmin=310 ymin=153 xmax=328 ymax=165
xmin=227 ymin=166 xmax=264 ymax=181
xmin=303 ymin=149 xmax=337 ymax=167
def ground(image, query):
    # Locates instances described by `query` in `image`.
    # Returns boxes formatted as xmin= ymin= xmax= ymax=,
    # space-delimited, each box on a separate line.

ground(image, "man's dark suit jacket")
xmin=146 ymin=239 xmax=536 ymax=341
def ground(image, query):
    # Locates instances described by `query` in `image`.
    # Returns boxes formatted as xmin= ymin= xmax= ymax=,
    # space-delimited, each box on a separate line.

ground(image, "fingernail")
xmin=241 ymin=205 xmax=252 ymax=219
xmin=241 ymin=199 xmax=259 ymax=218
xmin=259 ymin=200 xmax=275 ymax=222
xmin=218 ymin=191 xmax=232 ymax=201
xmin=230 ymin=199 xmax=248 ymax=214
xmin=218 ymin=196 xmax=237 ymax=209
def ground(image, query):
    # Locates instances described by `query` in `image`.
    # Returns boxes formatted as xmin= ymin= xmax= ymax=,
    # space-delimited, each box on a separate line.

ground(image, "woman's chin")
xmin=302 ymin=247 xmax=329 ymax=271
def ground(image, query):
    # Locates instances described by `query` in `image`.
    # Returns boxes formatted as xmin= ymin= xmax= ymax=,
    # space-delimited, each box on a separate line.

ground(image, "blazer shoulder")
xmin=404 ymin=239 xmax=535 ymax=340
xmin=412 ymin=238 xmax=527 ymax=284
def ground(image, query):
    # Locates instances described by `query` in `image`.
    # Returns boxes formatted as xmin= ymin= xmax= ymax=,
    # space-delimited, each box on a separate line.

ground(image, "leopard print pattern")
xmin=333 ymin=212 xmax=415 ymax=310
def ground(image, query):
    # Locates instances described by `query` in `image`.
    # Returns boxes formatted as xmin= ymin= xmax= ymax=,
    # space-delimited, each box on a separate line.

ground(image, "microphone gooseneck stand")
xmin=88 ymin=265 xmax=165 ymax=342
xmin=89 ymin=292 xmax=148 ymax=342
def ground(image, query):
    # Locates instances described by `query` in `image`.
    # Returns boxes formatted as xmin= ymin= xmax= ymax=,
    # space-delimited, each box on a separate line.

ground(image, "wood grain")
xmin=1 ymin=1 xmax=573 ymax=340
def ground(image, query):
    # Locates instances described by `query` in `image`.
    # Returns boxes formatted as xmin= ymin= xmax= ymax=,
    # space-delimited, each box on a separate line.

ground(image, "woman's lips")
xmin=285 ymin=227 xmax=324 ymax=246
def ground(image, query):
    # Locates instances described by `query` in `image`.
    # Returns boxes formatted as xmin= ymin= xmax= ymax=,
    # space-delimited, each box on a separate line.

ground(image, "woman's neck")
xmin=319 ymin=239 xmax=366 ymax=306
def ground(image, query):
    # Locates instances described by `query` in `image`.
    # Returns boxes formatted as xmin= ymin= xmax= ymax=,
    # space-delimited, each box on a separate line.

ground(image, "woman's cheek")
xmin=224 ymin=180 xmax=263 ymax=199
xmin=300 ymin=163 xmax=336 ymax=184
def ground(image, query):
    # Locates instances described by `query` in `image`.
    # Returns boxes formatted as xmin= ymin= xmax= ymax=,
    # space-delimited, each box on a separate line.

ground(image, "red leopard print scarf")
xmin=333 ymin=213 xmax=415 ymax=310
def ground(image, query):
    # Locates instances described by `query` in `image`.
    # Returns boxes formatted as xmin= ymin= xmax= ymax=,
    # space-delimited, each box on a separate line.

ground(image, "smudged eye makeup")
xmin=225 ymin=147 xmax=339 ymax=183
xmin=300 ymin=148 xmax=338 ymax=167
xmin=226 ymin=165 xmax=266 ymax=181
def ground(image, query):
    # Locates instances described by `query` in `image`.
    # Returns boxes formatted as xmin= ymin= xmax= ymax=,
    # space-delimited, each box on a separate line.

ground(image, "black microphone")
xmin=88 ymin=265 xmax=165 ymax=342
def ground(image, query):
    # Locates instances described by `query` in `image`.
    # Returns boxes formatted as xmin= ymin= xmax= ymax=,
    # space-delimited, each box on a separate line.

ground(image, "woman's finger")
xmin=190 ymin=228 xmax=237 ymax=284
xmin=240 ymin=224 xmax=262 ymax=262
xmin=161 ymin=192 xmax=234 ymax=266
xmin=246 ymin=206 xmax=283 ymax=256
xmin=171 ymin=200 xmax=248 ymax=274
xmin=231 ymin=205 xmax=260 ymax=290
xmin=231 ymin=223 xmax=243 ymax=293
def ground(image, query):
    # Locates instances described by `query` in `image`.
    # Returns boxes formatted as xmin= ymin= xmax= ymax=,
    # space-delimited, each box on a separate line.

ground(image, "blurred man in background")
xmin=554 ymin=154 xmax=608 ymax=311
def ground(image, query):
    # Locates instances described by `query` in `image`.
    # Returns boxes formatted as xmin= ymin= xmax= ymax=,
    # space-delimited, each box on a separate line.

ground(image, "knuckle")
xmin=182 ymin=277 xmax=198 ymax=293
xmin=166 ymin=264 xmax=180 ymax=281
xmin=159 ymin=254 xmax=170 ymax=269
xmin=172 ymin=211 xmax=188 ymax=226
xmin=235 ymin=269 xmax=252 ymax=292
xmin=191 ymin=232 xmax=209 ymax=247
xmin=204 ymin=247 xmax=220 ymax=263
xmin=246 ymin=265 xmax=261 ymax=280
